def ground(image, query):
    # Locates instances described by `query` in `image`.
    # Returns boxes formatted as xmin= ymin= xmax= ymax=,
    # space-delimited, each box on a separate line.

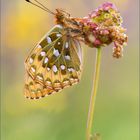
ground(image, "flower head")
xmin=82 ymin=2 xmax=128 ymax=58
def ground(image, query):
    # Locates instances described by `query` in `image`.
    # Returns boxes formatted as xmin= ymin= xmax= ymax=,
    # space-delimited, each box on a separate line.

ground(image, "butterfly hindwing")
xmin=24 ymin=24 xmax=82 ymax=99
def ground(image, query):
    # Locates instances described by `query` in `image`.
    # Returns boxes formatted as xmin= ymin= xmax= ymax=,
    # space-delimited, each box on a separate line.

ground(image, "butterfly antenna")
xmin=25 ymin=0 xmax=55 ymax=15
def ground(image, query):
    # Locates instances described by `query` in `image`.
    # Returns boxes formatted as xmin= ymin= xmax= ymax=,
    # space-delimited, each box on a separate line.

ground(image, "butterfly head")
xmin=55 ymin=9 xmax=70 ymax=24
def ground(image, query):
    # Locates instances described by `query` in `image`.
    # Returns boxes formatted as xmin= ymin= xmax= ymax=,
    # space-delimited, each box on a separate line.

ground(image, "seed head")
xmin=82 ymin=2 xmax=128 ymax=58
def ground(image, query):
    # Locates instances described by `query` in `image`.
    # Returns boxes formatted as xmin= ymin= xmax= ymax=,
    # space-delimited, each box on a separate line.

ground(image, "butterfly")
xmin=24 ymin=0 xmax=84 ymax=99
xmin=24 ymin=1 xmax=127 ymax=99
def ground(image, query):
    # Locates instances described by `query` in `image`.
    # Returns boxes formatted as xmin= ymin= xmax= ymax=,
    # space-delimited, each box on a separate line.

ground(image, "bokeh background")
xmin=1 ymin=0 xmax=139 ymax=140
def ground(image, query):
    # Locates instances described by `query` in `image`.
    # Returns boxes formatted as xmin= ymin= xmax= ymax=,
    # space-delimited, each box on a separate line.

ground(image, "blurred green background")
xmin=1 ymin=0 xmax=139 ymax=140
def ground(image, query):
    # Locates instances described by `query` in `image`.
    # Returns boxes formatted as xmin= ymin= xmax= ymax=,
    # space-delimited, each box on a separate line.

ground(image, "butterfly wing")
xmin=24 ymin=24 xmax=82 ymax=99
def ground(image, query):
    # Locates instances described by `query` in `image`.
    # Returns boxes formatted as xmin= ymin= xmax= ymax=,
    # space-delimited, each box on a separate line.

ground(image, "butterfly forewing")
xmin=24 ymin=24 xmax=82 ymax=99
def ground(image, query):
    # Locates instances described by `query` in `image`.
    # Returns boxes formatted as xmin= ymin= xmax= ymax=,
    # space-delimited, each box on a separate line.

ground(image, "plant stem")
xmin=86 ymin=47 xmax=102 ymax=140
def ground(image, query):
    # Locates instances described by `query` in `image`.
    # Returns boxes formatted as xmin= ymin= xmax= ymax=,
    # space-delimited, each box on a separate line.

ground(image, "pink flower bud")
xmin=94 ymin=39 xmax=102 ymax=46
xmin=102 ymin=29 xmax=109 ymax=35
xmin=102 ymin=2 xmax=117 ymax=11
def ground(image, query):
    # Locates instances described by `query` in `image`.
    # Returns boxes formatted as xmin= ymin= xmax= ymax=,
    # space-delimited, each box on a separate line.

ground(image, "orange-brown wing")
xmin=24 ymin=25 xmax=82 ymax=99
